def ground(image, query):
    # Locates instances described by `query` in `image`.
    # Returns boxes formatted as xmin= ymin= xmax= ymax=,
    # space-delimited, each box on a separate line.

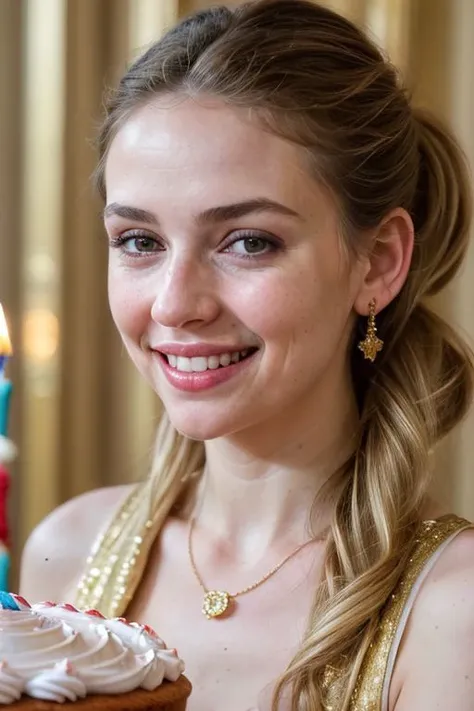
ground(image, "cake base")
xmin=8 ymin=676 xmax=192 ymax=711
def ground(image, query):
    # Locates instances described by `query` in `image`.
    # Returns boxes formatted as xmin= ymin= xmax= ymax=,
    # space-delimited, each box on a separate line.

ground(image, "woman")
xmin=20 ymin=1 xmax=474 ymax=709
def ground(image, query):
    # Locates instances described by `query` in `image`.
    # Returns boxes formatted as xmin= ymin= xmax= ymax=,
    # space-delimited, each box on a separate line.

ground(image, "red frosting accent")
xmin=141 ymin=623 xmax=158 ymax=638
xmin=59 ymin=603 xmax=79 ymax=612
xmin=11 ymin=594 xmax=31 ymax=608
xmin=85 ymin=609 xmax=105 ymax=619
xmin=116 ymin=617 xmax=131 ymax=625
xmin=41 ymin=601 xmax=57 ymax=607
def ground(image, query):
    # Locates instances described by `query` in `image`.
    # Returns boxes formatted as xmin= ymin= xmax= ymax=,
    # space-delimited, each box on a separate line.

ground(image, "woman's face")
xmin=104 ymin=96 xmax=369 ymax=441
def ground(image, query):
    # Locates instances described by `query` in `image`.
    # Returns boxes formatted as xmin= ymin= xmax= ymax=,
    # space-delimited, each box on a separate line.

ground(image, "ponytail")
xmin=411 ymin=110 xmax=472 ymax=296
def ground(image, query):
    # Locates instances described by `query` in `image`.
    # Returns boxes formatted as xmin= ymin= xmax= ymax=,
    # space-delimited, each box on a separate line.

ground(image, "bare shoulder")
xmin=20 ymin=485 xmax=133 ymax=604
xmin=408 ymin=525 xmax=474 ymax=622
xmin=392 ymin=526 xmax=474 ymax=710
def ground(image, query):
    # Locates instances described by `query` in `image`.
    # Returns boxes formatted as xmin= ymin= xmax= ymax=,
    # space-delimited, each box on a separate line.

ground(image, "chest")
xmin=126 ymin=527 xmax=322 ymax=711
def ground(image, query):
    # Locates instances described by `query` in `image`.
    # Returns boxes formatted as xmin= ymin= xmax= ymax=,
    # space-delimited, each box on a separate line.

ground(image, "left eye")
xmin=224 ymin=236 xmax=275 ymax=256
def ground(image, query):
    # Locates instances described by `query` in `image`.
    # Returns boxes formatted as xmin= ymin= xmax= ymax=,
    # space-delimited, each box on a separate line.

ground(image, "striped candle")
xmin=0 ymin=304 xmax=13 ymax=437
xmin=0 ymin=304 xmax=13 ymax=592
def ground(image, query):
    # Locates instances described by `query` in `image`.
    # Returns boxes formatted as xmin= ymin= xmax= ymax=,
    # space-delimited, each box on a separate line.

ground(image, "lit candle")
xmin=0 ymin=304 xmax=13 ymax=591
xmin=0 ymin=304 xmax=13 ymax=437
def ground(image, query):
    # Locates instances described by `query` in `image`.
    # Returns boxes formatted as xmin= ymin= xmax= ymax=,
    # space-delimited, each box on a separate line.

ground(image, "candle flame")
xmin=0 ymin=304 xmax=13 ymax=357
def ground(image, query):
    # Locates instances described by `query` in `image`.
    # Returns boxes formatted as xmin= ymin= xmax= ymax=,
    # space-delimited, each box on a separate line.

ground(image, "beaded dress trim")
xmin=75 ymin=483 xmax=157 ymax=617
xmin=322 ymin=514 xmax=472 ymax=711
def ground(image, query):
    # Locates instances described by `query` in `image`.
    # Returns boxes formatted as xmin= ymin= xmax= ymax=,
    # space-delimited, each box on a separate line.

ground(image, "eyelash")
xmin=108 ymin=230 xmax=283 ymax=260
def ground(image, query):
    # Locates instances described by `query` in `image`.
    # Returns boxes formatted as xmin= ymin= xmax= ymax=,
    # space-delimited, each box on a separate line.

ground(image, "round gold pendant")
xmin=202 ymin=590 xmax=231 ymax=619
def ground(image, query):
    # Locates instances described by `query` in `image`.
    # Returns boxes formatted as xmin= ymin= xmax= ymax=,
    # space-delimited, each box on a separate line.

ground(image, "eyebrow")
xmin=103 ymin=198 xmax=303 ymax=225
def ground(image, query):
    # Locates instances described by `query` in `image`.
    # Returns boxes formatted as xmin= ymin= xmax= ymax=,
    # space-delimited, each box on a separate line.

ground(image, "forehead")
xmin=104 ymin=96 xmax=324 ymax=214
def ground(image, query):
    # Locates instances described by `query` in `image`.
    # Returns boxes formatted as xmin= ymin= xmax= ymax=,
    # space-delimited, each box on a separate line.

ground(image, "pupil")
xmin=138 ymin=237 xmax=153 ymax=251
xmin=245 ymin=238 xmax=263 ymax=253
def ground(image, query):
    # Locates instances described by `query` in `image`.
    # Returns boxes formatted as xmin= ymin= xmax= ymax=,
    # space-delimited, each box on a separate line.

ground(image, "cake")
xmin=0 ymin=593 xmax=191 ymax=709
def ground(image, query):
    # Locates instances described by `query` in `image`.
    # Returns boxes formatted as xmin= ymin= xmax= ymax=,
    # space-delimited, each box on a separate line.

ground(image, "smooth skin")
xmin=21 ymin=97 xmax=474 ymax=711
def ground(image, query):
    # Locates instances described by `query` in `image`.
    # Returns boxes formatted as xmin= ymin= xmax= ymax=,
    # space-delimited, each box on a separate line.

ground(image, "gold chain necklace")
xmin=188 ymin=518 xmax=326 ymax=619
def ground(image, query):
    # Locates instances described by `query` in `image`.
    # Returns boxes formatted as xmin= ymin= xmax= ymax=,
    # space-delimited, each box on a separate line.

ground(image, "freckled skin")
xmin=105 ymin=96 xmax=368 ymax=444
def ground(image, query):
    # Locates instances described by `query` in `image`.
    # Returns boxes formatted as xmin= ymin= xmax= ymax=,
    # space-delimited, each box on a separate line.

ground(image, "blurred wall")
xmin=0 ymin=0 xmax=473 ymax=584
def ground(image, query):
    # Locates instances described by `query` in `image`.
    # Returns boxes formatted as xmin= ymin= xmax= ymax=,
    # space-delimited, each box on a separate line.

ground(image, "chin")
xmin=163 ymin=402 xmax=248 ymax=442
xmin=167 ymin=414 xmax=230 ymax=442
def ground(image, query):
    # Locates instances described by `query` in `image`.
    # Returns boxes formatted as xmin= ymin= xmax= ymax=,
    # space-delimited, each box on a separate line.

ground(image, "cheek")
xmin=234 ymin=267 xmax=326 ymax=340
xmin=107 ymin=267 xmax=149 ymax=344
xmin=242 ymin=263 xmax=354 ymax=367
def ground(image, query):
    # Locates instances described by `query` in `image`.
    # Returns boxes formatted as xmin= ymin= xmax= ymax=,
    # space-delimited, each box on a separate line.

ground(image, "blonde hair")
xmin=81 ymin=1 xmax=474 ymax=708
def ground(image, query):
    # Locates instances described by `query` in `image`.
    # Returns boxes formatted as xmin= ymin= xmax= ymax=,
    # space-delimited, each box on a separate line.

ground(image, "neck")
xmin=193 ymin=369 xmax=359 ymax=555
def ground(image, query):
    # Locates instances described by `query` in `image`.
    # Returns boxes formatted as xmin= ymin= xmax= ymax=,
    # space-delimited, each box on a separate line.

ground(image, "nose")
xmin=150 ymin=255 xmax=220 ymax=329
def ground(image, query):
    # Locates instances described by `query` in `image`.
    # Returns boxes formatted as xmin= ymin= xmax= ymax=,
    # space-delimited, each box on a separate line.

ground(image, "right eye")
xmin=109 ymin=233 xmax=163 ymax=255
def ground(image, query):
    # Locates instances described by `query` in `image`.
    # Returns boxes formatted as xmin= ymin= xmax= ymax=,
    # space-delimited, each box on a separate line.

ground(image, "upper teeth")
xmin=166 ymin=349 xmax=250 ymax=372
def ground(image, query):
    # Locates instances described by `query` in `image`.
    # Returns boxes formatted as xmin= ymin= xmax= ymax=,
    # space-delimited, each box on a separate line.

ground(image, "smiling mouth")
xmin=158 ymin=347 xmax=259 ymax=373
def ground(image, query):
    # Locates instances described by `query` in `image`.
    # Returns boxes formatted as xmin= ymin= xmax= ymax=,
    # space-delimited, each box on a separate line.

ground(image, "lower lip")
xmin=154 ymin=351 xmax=258 ymax=392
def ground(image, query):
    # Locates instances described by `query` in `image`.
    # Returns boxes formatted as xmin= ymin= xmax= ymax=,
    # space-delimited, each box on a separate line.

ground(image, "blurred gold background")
xmin=0 ymin=0 xmax=473 ymax=585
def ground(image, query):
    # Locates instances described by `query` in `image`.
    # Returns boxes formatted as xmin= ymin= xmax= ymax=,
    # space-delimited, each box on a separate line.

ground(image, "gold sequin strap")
xmin=74 ymin=482 xmax=157 ymax=617
xmin=348 ymin=514 xmax=472 ymax=711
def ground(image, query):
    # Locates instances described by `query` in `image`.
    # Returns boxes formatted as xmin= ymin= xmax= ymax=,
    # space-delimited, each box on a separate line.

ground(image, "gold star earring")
xmin=358 ymin=298 xmax=383 ymax=362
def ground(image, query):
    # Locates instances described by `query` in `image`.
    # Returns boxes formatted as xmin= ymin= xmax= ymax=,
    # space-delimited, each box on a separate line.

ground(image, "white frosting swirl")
xmin=0 ymin=601 xmax=185 ymax=704
xmin=154 ymin=648 xmax=186 ymax=682
xmin=0 ymin=662 xmax=23 ymax=704
xmin=24 ymin=660 xmax=86 ymax=703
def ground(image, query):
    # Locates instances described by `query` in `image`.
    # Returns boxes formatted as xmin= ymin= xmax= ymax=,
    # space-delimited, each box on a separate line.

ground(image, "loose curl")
xmin=83 ymin=1 xmax=474 ymax=709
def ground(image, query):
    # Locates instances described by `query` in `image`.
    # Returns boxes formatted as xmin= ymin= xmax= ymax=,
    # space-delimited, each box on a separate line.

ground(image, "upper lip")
xmin=152 ymin=343 xmax=257 ymax=358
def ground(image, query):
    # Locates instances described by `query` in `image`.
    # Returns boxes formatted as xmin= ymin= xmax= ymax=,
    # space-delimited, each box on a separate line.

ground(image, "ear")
xmin=354 ymin=208 xmax=414 ymax=316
